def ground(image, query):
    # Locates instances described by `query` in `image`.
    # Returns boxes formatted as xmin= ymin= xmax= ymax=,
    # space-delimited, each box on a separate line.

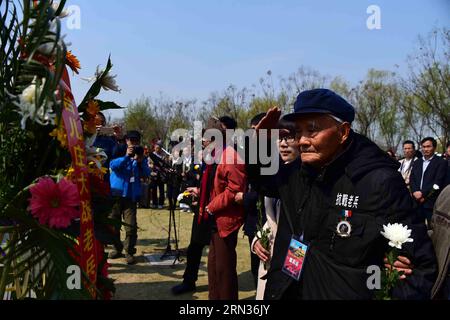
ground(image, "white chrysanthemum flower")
xmin=21 ymin=82 xmax=37 ymax=105
xmin=380 ymin=223 xmax=414 ymax=249
xmin=83 ymin=66 xmax=121 ymax=92
xmin=95 ymin=66 xmax=121 ymax=92
xmin=15 ymin=78 xmax=55 ymax=129
xmin=433 ymin=184 xmax=440 ymax=191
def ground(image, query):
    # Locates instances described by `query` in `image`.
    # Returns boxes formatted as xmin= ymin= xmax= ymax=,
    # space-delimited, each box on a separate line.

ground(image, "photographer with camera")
xmin=108 ymin=130 xmax=150 ymax=265
xmin=149 ymin=143 xmax=168 ymax=209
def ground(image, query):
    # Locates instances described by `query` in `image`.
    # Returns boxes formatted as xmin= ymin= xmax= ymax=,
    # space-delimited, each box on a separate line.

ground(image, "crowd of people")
xmin=93 ymin=88 xmax=450 ymax=300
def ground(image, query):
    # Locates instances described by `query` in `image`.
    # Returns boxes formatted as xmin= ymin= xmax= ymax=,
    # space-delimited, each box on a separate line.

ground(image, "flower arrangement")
xmin=0 ymin=0 xmax=121 ymax=299
xmin=376 ymin=223 xmax=414 ymax=300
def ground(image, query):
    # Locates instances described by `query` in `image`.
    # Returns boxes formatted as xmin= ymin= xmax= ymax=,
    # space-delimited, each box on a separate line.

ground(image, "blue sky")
xmin=63 ymin=0 xmax=450 ymax=119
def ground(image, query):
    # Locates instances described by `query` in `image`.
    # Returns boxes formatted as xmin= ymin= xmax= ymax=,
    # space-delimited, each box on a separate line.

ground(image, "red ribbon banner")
xmin=60 ymin=68 xmax=98 ymax=298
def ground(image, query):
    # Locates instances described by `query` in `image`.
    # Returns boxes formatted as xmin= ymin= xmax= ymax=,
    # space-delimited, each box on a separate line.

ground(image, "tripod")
xmin=160 ymin=195 xmax=183 ymax=265
xmin=150 ymin=152 xmax=184 ymax=265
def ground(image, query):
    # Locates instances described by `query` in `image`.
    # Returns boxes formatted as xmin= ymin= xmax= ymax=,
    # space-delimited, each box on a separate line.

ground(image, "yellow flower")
xmin=49 ymin=120 xmax=68 ymax=148
xmin=65 ymin=167 xmax=75 ymax=181
xmin=86 ymin=100 xmax=100 ymax=116
xmin=88 ymin=161 xmax=107 ymax=179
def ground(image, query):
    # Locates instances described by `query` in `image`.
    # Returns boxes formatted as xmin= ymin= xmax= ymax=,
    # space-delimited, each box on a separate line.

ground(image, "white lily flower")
xmin=380 ymin=223 xmax=414 ymax=249
xmin=256 ymin=231 xmax=262 ymax=239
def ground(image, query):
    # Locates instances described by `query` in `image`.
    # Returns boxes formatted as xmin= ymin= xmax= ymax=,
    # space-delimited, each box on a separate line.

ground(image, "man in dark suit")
xmin=410 ymin=137 xmax=448 ymax=226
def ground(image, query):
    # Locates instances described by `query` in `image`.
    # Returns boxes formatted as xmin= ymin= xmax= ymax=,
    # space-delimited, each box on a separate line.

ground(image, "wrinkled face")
xmin=278 ymin=133 xmax=300 ymax=164
xmin=294 ymin=114 xmax=349 ymax=169
xmin=421 ymin=140 xmax=435 ymax=158
xmin=403 ymin=143 xmax=415 ymax=159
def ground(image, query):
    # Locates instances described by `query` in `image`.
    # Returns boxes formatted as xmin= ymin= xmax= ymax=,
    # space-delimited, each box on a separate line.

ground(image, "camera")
xmin=97 ymin=126 xmax=116 ymax=136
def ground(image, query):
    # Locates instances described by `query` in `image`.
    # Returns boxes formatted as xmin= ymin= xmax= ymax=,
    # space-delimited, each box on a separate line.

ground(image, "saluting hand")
xmin=254 ymin=107 xmax=281 ymax=131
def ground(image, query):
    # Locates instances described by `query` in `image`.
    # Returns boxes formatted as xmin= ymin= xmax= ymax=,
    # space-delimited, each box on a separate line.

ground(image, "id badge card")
xmin=282 ymin=236 xmax=309 ymax=281
xmin=130 ymin=177 xmax=135 ymax=183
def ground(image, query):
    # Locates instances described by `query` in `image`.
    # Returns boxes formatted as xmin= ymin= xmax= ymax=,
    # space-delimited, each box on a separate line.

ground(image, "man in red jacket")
xmin=202 ymin=116 xmax=247 ymax=300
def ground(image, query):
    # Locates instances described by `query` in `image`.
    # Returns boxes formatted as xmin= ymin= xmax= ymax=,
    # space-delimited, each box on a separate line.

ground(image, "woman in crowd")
xmin=251 ymin=120 xmax=300 ymax=300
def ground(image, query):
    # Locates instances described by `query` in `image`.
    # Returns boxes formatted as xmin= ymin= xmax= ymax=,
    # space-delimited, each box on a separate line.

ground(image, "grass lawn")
xmin=107 ymin=207 xmax=257 ymax=300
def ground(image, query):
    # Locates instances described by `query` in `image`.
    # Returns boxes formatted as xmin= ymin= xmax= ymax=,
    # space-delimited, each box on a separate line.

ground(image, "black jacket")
xmin=260 ymin=131 xmax=437 ymax=300
xmin=242 ymin=188 xmax=260 ymax=237
xmin=410 ymin=155 xmax=448 ymax=209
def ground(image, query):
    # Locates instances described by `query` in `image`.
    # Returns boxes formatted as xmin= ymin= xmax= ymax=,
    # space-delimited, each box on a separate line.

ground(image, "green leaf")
xmin=97 ymin=100 xmax=123 ymax=111
xmin=78 ymin=56 xmax=113 ymax=112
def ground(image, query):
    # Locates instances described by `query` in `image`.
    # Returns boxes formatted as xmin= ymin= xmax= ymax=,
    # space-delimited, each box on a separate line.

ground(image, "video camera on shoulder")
xmin=97 ymin=126 xmax=116 ymax=136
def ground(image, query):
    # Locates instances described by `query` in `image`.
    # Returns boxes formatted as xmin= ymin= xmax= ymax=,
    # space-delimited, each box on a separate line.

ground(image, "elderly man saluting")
xmin=254 ymin=89 xmax=437 ymax=300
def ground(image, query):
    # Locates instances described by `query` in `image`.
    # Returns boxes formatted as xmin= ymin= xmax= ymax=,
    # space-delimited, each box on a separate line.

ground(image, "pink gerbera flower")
xmin=29 ymin=177 xmax=81 ymax=228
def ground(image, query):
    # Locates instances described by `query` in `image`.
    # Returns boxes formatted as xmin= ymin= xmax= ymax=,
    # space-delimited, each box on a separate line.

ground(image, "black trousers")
xmin=182 ymin=210 xmax=211 ymax=285
xmin=151 ymin=181 xmax=165 ymax=206
xmin=419 ymin=206 xmax=433 ymax=228
xmin=109 ymin=197 xmax=137 ymax=255
xmin=167 ymin=184 xmax=180 ymax=210
xmin=248 ymin=235 xmax=260 ymax=288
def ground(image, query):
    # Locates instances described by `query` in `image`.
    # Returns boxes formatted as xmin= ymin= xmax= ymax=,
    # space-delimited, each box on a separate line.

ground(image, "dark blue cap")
xmin=283 ymin=89 xmax=355 ymax=123
xmin=125 ymin=130 xmax=141 ymax=140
